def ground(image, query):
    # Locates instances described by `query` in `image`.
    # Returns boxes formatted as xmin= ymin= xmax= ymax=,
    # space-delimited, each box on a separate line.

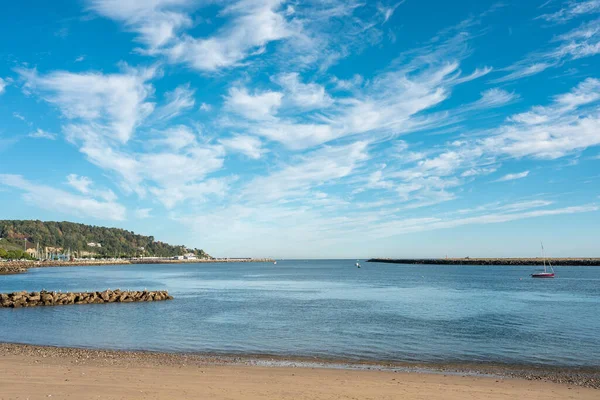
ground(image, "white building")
xmin=87 ymin=242 xmax=102 ymax=248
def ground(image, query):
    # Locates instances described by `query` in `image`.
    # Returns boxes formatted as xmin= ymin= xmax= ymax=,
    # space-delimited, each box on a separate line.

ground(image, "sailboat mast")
xmin=541 ymin=242 xmax=547 ymax=273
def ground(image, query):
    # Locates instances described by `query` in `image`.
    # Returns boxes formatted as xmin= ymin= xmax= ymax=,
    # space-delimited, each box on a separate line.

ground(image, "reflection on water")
xmin=1 ymin=260 xmax=599 ymax=366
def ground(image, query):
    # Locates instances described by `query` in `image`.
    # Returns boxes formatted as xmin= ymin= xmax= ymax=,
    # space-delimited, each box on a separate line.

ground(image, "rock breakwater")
xmin=0 ymin=289 xmax=173 ymax=308
xmin=0 ymin=264 xmax=27 ymax=274
xmin=368 ymin=258 xmax=600 ymax=266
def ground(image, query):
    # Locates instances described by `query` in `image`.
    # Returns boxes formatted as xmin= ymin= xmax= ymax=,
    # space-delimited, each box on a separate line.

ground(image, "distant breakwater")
xmin=1 ymin=289 xmax=173 ymax=308
xmin=368 ymin=258 xmax=600 ymax=266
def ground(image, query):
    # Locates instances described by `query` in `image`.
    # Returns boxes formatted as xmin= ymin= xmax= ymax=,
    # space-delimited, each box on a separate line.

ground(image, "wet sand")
xmin=0 ymin=344 xmax=597 ymax=400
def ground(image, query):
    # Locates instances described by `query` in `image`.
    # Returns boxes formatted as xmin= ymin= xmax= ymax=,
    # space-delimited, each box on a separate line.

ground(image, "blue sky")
xmin=1 ymin=0 xmax=599 ymax=258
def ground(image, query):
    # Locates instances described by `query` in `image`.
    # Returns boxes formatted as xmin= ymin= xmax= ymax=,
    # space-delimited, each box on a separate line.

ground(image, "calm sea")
xmin=1 ymin=260 xmax=599 ymax=366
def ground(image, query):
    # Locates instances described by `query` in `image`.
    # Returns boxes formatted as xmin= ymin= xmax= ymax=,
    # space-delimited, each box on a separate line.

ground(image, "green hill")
xmin=0 ymin=220 xmax=210 ymax=260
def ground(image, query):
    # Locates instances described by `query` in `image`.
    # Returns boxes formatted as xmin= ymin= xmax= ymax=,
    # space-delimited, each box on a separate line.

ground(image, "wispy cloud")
xmin=467 ymin=88 xmax=519 ymax=110
xmin=537 ymin=0 xmax=600 ymax=23
xmin=0 ymin=77 xmax=7 ymax=94
xmin=151 ymin=83 xmax=195 ymax=123
xmin=87 ymin=0 xmax=404 ymax=73
xmin=272 ymin=72 xmax=333 ymax=110
xmin=0 ymin=174 xmax=125 ymax=221
xmin=219 ymin=135 xmax=265 ymax=159
xmin=355 ymin=78 xmax=600 ymax=206
xmin=66 ymin=174 xmax=117 ymax=202
xmin=494 ymin=170 xmax=530 ymax=182
xmin=493 ymin=18 xmax=600 ymax=83
xmin=28 ymin=128 xmax=56 ymax=140
xmin=88 ymin=0 xmax=295 ymax=71
xmin=18 ymin=65 xmax=157 ymax=143
xmin=13 ymin=112 xmax=26 ymax=121
xmin=135 ymin=208 xmax=152 ymax=219
xmin=243 ymin=141 xmax=370 ymax=202
xmin=18 ymin=65 xmax=229 ymax=208
xmin=224 ymin=87 xmax=283 ymax=120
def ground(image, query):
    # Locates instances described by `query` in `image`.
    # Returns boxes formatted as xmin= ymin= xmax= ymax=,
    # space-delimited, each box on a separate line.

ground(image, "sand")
xmin=0 ymin=345 xmax=597 ymax=400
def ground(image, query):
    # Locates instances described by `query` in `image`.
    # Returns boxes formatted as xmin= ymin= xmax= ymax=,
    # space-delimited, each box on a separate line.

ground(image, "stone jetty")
xmin=0 ymin=265 xmax=28 ymax=275
xmin=368 ymin=258 xmax=600 ymax=266
xmin=0 ymin=289 xmax=173 ymax=308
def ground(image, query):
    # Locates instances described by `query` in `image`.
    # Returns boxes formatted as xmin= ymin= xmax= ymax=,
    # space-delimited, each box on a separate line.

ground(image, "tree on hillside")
xmin=0 ymin=220 xmax=211 ymax=259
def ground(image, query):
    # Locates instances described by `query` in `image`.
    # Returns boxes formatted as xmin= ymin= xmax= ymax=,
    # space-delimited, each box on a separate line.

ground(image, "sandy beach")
xmin=0 ymin=344 xmax=597 ymax=400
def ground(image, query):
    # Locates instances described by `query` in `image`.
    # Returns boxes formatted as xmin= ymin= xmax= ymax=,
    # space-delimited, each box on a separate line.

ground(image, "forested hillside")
xmin=0 ymin=220 xmax=210 ymax=259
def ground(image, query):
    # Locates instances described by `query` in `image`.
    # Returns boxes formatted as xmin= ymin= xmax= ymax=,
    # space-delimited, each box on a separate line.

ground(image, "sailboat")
xmin=531 ymin=242 xmax=555 ymax=278
xmin=356 ymin=260 xmax=361 ymax=268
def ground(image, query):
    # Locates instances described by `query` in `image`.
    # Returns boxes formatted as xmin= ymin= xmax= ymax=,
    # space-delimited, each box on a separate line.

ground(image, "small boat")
xmin=531 ymin=242 xmax=554 ymax=278
xmin=273 ymin=261 xmax=277 ymax=265
xmin=356 ymin=262 xmax=361 ymax=268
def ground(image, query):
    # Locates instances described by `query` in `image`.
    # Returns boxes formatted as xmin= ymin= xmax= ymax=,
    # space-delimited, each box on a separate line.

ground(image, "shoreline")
xmin=1 ymin=343 xmax=598 ymax=389
xmin=0 ymin=258 xmax=275 ymax=274
xmin=1 ymin=344 xmax=598 ymax=400
xmin=368 ymin=257 xmax=600 ymax=266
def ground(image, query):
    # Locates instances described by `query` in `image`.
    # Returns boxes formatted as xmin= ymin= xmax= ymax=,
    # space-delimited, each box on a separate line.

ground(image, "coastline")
xmin=368 ymin=258 xmax=600 ymax=266
xmin=1 ymin=344 xmax=597 ymax=400
xmin=0 ymin=258 xmax=275 ymax=274
xmin=1 ymin=343 xmax=598 ymax=389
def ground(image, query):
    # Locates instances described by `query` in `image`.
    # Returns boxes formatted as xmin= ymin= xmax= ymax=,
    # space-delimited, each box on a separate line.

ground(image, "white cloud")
xmin=219 ymin=135 xmax=265 ymax=159
xmin=493 ymin=19 xmax=600 ymax=83
xmin=364 ymin=204 xmax=598 ymax=238
xmin=378 ymin=1 xmax=405 ymax=24
xmin=0 ymin=77 xmax=7 ymax=94
xmin=469 ymin=88 xmax=518 ymax=109
xmin=151 ymin=83 xmax=195 ymax=123
xmin=87 ymin=0 xmax=399 ymax=73
xmin=135 ymin=208 xmax=152 ymax=219
xmin=66 ymin=174 xmax=93 ymax=194
xmin=227 ymin=58 xmax=491 ymax=150
xmin=60 ymin=120 xmax=225 ymax=208
xmin=494 ymin=170 xmax=530 ymax=182
xmin=13 ymin=112 xmax=26 ymax=121
xmin=537 ymin=0 xmax=600 ymax=23
xmin=355 ymin=79 xmax=600 ymax=206
xmin=28 ymin=128 xmax=56 ymax=140
xmin=243 ymin=141 xmax=370 ymax=202
xmin=148 ymin=125 xmax=197 ymax=150
xmin=485 ymin=79 xmax=600 ymax=159
xmin=331 ymin=74 xmax=364 ymax=91
xmin=148 ymin=178 xmax=229 ymax=209
xmin=224 ymin=87 xmax=282 ymax=120
xmin=273 ymin=72 xmax=333 ymax=109
xmin=75 ymin=55 xmax=85 ymax=62
xmin=0 ymin=174 xmax=125 ymax=221
xmin=66 ymin=173 xmax=117 ymax=202
xmin=199 ymin=102 xmax=212 ymax=112
xmin=18 ymin=65 xmax=157 ymax=143
xmin=164 ymin=0 xmax=295 ymax=71
xmin=87 ymin=0 xmax=195 ymax=49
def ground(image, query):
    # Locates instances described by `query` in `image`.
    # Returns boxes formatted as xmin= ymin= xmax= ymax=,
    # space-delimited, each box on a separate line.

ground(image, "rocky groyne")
xmin=0 ymin=264 xmax=28 ymax=274
xmin=368 ymin=258 xmax=600 ymax=266
xmin=0 ymin=289 xmax=173 ymax=308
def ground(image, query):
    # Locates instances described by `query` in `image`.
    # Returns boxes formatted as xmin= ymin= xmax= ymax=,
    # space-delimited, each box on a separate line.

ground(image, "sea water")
xmin=1 ymin=260 xmax=599 ymax=366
